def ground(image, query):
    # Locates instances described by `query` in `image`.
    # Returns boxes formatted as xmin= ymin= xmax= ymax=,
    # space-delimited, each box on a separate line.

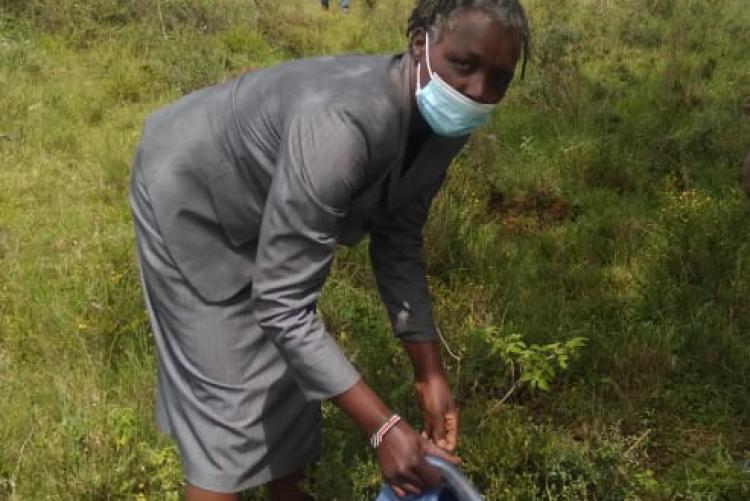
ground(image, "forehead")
xmin=439 ymin=8 xmax=521 ymax=64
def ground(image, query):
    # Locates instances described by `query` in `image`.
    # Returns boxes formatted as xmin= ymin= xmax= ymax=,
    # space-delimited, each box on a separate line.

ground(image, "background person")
xmin=321 ymin=0 xmax=350 ymax=12
xmin=128 ymin=1 xmax=529 ymax=499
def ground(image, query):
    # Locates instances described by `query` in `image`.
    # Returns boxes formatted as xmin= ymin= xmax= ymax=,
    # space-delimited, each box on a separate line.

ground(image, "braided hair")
xmin=407 ymin=0 xmax=530 ymax=77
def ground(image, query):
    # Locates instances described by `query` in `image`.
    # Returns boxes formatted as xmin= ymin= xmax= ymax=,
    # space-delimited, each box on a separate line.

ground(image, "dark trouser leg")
xmin=266 ymin=469 xmax=311 ymax=501
xmin=185 ymin=484 xmax=239 ymax=501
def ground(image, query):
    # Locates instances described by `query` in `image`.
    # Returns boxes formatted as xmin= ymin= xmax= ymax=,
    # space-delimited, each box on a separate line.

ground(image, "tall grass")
xmin=1 ymin=0 xmax=749 ymax=498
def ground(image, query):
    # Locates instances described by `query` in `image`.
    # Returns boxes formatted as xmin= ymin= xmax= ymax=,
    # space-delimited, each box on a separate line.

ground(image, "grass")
xmin=1 ymin=0 xmax=749 ymax=498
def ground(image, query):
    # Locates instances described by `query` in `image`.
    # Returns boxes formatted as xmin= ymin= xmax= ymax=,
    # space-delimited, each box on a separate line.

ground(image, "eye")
xmin=450 ymin=58 xmax=475 ymax=74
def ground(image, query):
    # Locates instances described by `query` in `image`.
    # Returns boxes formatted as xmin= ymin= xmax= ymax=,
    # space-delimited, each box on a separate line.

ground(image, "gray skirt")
xmin=129 ymin=166 xmax=321 ymax=493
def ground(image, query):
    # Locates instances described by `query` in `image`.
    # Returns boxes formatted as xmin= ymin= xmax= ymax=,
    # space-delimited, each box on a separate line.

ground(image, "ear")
xmin=409 ymin=28 xmax=427 ymax=61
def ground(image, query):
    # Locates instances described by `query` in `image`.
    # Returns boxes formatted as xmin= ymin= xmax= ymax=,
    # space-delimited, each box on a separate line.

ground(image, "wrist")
xmin=331 ymin=379 xmax=392 ymax=437
xmin=413 ymin=366 xmax=447 ymax=383
xmin=369 ymin=414 xmax=402 ymax=449
xmin=402 ymin=340 xmax=445 ymax=381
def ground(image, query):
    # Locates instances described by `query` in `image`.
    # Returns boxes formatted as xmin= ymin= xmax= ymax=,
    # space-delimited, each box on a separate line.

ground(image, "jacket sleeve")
xmin=251 ymin=111 xmax=368 ymax=401
xmin=368 ymin=177 xmax=445 ymax=342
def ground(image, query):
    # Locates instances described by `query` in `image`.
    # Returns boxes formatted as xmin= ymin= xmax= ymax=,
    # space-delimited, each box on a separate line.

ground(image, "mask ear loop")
xmin=415 ymin=31 xmax=433 ymax=95
xmin=416 ymin=63 xmax=422 ymax=93
xmin=425 ymin=31 xmax=434 ymax=77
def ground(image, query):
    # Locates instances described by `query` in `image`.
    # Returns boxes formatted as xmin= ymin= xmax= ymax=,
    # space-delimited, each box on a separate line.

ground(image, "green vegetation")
xmin=1 ymin=0 xmax=749 ymax=498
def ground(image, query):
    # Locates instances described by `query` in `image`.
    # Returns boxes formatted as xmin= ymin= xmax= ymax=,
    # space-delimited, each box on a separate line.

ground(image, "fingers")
xmin=389 ymin=469 xmax=423 ymax=497
xmin=422 ymin=436 xmax=461 ymax=466
xmin=390 ymin=485 xmax=407 ymax=498
xmin=427 ymin=407 xmax=459 ymax=452
xmin=442 ymin=409 xmax=458 ymax=452
xmin=430 ymin=410 xmax=447 ymax=449
xmin=378 ymin=421 xmax=439 ymax=495
xmin=422 ymin=415 xmax=433 ymax=443
xmin=390 ymin=475 xmax=422 ymax=497
xmin=413 ymin=376 xmax=460 ymax=453
xmin=385 ymin=457 xmax=433 ymax=496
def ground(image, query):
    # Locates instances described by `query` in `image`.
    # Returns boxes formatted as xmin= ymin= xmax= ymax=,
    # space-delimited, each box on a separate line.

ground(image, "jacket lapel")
xmin=384 ymin=53 xmax=469 ymax=212
xmin=390 ymin=135 xmax=468 ymax=210
xmin=386 ymin=52 xmax=414 ymax=212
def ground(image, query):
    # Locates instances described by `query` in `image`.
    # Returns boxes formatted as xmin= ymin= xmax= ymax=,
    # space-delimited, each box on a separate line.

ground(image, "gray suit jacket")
xmin=133 ymin=52 xmax=467 ymax=400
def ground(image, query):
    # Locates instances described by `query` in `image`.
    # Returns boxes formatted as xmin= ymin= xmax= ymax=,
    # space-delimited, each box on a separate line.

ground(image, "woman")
xmin=129 ymin=1 xmax=530 ymax=499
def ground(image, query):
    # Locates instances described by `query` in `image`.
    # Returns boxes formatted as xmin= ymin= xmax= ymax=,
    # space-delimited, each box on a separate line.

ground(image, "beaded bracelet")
xmin=370 ymin=414 xmax=402 ymax=449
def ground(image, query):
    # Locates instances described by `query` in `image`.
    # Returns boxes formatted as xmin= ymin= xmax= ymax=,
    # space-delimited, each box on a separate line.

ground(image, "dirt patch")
xmin=487 ymin=187 xmax=581 ymax=231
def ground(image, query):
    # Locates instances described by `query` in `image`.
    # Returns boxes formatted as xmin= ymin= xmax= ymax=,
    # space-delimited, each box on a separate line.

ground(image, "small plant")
xmin=476 ymin=327 xmax=587 ymax=404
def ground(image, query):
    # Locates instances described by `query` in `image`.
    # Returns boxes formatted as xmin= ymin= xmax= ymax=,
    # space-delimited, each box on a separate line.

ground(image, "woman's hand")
xmin=376 ymin=419 xmax=460 ymax=497
xmin=331 ymin=379 xmax=459 ymax=497
xmin=401 ymin=340 xmax=459 ymax=452
xmin=414 ymin=372 xmax=459 ymax=452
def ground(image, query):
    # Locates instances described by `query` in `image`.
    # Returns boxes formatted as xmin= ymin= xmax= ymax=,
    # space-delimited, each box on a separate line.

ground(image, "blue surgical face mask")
xmin=415 ymin=32 xmax=496 ymax=137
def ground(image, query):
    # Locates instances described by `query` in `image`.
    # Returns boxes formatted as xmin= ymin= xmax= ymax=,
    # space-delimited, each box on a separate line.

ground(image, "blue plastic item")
xmin=374 ymin=456 xmax=483 ymax=501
